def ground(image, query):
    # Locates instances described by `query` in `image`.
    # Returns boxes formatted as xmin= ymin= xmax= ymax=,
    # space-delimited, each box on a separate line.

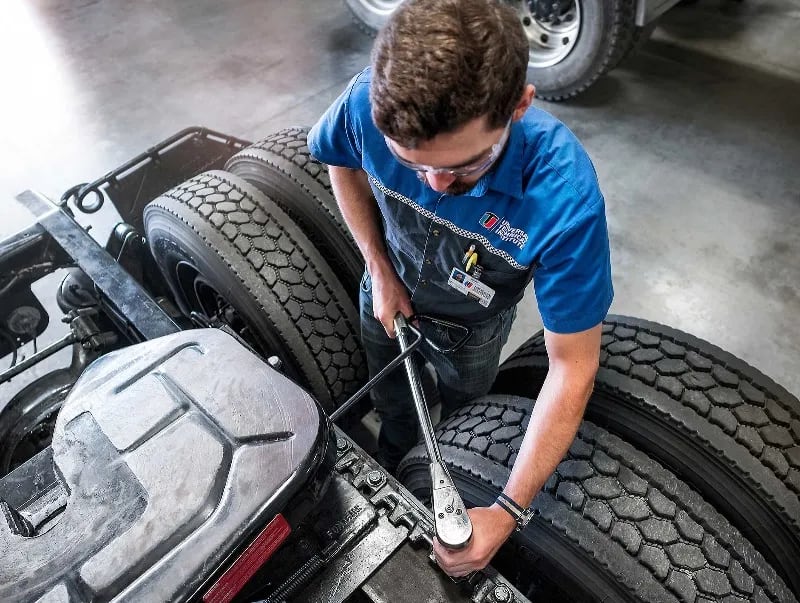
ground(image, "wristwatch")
xmin=495 ymin=492 xmax=534 ymax=531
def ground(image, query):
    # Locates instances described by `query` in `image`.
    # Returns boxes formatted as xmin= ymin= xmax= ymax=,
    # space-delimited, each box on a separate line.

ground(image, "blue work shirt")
xmin=308 ymin=68 xmax=613 ymax=334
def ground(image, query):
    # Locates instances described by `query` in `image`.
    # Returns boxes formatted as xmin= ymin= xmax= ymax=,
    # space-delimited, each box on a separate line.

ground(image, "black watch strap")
xmin=495 ymin=492 xmax=534 ymax=531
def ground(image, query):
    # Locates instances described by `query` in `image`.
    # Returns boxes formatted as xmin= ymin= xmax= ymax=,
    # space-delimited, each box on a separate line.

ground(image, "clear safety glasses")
xmin=385 ymin=119 xmax=512 ymax=178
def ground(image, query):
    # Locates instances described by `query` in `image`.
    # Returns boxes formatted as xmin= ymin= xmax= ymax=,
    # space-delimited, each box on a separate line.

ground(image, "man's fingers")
xmin=433 ymin=540 xmax=479 ymax=576
xmin=380 ymin=307 xmax=413 ymax=339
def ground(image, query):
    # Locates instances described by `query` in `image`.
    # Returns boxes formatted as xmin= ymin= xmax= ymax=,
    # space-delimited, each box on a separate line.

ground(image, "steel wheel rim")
xmin=175 ymin=261 xmax=273 ymax=359
xmin=351 ymin=0 xmax=403 ymax=16
xmin=512 ymin=0 xmax=581 ymax=68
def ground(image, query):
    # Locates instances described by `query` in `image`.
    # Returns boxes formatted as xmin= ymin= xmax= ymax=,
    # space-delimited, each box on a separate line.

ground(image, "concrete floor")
xmin=1 ymin=0 xmax=799 ymax=403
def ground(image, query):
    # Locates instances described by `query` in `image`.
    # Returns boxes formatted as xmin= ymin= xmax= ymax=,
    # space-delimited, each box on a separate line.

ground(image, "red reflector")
xmin=203 ymin=513 xmax=292 ymax=603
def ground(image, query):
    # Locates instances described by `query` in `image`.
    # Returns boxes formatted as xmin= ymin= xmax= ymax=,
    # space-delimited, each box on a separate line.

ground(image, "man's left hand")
xmin=432 ymin=505 xmax=516 ymax=577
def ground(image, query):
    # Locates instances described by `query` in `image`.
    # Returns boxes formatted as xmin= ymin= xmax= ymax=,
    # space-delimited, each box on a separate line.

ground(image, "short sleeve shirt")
xmin=308 ymin=68 xmax=613 ymax=334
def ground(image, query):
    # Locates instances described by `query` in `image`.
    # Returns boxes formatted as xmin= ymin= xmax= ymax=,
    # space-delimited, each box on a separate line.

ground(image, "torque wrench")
xmin=394 ymin=313 xmax=473 ymax=550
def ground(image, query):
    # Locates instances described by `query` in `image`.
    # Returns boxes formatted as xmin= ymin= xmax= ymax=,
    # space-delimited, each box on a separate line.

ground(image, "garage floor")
xmin=2 ymin=0 xmax=799 ymax=401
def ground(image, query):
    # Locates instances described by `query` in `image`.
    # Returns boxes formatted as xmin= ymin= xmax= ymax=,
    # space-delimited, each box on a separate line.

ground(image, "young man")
xmin=308 ymin=0 xmax=613 ymax=576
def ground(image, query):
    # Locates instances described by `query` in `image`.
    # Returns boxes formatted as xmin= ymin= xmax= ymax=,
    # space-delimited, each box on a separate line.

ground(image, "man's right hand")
xmin=327 ymin=166 xmax=413 ymax=337
xmin=370 ymin=265 xmax=414 ymax=338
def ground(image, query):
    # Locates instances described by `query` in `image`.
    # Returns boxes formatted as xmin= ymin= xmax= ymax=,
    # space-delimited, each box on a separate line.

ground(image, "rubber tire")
xmin=143 ymin=170 xmax=366 ymax=414
xmin=604 ymin=22 xmax=657 ymax=73
xmin=530 ymin=0 xmax=637 ymax=100
xmin=343 ymin=0 xmax=638 ymax=101
xmin=492 ymin=315 xmax=800 ymax=593
xmin=398 ymin=395 xmax=796 ymax=603
xmin=224 ymin=127 xmax=364 ymax=304
xmin=0 ymin=368 xmax=75 ymax=476
xmin=343 ymin=0 xmax=402 ymax=35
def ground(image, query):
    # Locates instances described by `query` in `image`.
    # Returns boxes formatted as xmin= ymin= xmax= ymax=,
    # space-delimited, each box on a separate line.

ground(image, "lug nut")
xmin=367 ymin=470 xmax=383 ymax=486
xmin=493 ymin=585 xmax=512 ymax=602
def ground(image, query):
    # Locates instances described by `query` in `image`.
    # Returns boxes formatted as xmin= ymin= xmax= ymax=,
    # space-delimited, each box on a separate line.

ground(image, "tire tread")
xmin=492 ymin=315 xmax=800 ymax=592
xmin=399 ymin=395 xmax=796 ymax=602
xmin=145 ymin=170 xmax=366 ymax=410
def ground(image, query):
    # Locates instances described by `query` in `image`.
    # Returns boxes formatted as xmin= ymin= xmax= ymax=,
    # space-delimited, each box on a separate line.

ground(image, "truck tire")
xmin=343 ymin=0 xmax=638 ymax=101
xmin=0 ymin=369 xmax=75 ymax=476
xmin=492 ymin=315 xmax=800 ymax=593
xmin=144 ymin=170 xmax=366 ymax=414
xmin=605 ymin=22 xmax=657 ymax=72
xmin=224 ymin=127 xmax=364 ymax=304
xmin=398 ymin=395 xmax=796 ymax=603
xmin=344 ymin=0 xmax=402 ymax=33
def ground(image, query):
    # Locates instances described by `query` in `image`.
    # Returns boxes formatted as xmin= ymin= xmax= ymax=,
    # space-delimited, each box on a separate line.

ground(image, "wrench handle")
xmin=394 ymin=313 xmax=473 ymax=550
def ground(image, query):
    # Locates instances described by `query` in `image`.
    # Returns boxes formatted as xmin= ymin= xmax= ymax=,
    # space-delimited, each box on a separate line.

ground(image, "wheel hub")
xmin=513 ymin=0 xmax=581 ymax=68
xmin=526 ymin=0 xmax=574 ymax=25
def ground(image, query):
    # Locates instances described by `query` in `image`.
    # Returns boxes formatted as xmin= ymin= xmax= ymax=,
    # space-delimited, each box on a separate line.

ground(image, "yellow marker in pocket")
xmin=462 ymin=244 xmax=476 ymax=265
xmin=465 ymin=252 xmax=478 ymax=273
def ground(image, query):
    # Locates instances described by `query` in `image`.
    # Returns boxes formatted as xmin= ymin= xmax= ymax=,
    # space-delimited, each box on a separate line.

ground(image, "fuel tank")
xmin=0 ymin=328 xmax=329 ymax=602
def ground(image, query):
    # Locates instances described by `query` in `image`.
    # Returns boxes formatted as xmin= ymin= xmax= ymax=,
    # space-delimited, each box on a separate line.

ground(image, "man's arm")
xmin=328 ymin=166 xmax=412 ymax=337
xmin=433 ymin=323 xmax=602 ymax=576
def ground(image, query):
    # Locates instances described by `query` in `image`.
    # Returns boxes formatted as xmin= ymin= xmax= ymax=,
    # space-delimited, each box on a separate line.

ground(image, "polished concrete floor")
xmin=1 ymin=0 xmax=799 ymax=402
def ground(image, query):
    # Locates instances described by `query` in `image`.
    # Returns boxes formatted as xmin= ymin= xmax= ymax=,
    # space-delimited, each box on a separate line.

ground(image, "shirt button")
xmin=421 ymin=279 xmax=427 ymax=286
xmin=432 ymin=229 xmax=440 ymax=236
xmin=425 ymin=259 xmax=432 ymax=265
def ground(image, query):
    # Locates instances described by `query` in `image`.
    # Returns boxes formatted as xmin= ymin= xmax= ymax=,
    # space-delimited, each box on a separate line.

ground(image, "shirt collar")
xmin=483 ymin=120 xmax=524 ymax=200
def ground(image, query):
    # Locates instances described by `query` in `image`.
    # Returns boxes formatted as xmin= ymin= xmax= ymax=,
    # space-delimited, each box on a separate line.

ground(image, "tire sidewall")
xmin=144 ymin=210 xmax=308 ymax=387
xmin=0 ymin=370 xmax=74 ymax=475
xmin=344 ymin=0 xmax=402 ymax=31
xmin=529 ymin=0 xmax=611 ymax=96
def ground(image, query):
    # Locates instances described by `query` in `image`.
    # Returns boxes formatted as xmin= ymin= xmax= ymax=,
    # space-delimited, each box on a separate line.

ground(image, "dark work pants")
xmin=359 ymin=271 xmax=516 ymax=471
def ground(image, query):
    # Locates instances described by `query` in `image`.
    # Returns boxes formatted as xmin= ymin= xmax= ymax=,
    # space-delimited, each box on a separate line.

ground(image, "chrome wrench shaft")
xmin=394 ymin=313 xmax=473 ymax=550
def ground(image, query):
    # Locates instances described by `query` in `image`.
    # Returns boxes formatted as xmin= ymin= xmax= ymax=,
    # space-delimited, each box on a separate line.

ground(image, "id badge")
xmin=447 ymin=267 xmax=496 ymax=308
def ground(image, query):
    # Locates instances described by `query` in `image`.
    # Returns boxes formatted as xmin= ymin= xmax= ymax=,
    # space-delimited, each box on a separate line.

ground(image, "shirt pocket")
xmin=476 ymin=258 xmax=532 ymax=292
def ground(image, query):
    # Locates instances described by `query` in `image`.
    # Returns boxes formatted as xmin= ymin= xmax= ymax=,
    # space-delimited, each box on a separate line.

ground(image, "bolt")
xmin=445 ymin=505 xmax=454 ymax=513
xmin=438 ymin=513 xmax=445 ymax=519
xmin=456 ymin=509 xmax=462 ymax=515
xmin=336 ymin=438 xmax=349 ymax=451
xmin=367 ymin=470 xmax=383 ymax=486
xmin=562 ymin=36 xmax=570 ymax=45
xmin=493 ymin=585 xmax=512 ymax=602
xmin=540 ymin=34 xmax=549 ymax=43
xmin=522 ymin=16 xmax=532 ymax=26
xmin=439 ymin=479 xmax=445 ymax=484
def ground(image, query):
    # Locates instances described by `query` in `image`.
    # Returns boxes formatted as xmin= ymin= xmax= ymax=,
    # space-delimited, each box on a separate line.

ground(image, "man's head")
xmin=370 ymin=0 xmax=532 ymax=194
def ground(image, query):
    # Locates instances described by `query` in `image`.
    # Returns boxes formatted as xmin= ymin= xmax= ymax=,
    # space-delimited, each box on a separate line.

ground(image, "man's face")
xmin=385 ymin=116 xmax=510 ymax=195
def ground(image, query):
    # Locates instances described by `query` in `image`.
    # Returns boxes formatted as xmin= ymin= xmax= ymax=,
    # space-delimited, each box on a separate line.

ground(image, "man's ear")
xmin=513 ymin=84 xmax=536 ymax=121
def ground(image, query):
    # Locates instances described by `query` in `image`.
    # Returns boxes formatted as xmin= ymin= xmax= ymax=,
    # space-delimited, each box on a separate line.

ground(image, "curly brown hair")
xmin=370 ymin=0 xmax=528 ymax=148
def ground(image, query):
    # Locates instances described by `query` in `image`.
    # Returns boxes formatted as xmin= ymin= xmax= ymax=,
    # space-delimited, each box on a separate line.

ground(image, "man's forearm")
xmin=499 ymin=324 xmax=603 ymax=512
xmin=500 ymin=363 xmax=595 ymax=511
xmin=328 ymin=166 xmax=393 ymax=277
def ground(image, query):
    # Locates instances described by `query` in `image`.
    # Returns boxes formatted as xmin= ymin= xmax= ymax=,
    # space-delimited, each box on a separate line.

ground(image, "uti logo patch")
xmin=479 ymin=212 xmax=499 ymax=230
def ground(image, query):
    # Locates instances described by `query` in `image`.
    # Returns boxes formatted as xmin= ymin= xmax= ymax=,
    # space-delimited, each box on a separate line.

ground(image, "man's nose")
xmin=425 ymin=171 xmax=457 ymax=192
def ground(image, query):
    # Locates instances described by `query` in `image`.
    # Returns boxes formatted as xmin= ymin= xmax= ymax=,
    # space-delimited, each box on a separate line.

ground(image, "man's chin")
xmin=445 ymin=182 xmax=473 ymax=196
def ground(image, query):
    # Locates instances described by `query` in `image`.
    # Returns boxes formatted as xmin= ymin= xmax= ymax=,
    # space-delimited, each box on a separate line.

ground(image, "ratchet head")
xmin=430 ymin=462 xmax=473 ymax=549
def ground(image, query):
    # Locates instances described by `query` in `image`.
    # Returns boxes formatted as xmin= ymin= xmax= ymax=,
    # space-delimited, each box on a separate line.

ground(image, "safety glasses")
xmin=385 ymin=119 xmax=512 ymax=178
